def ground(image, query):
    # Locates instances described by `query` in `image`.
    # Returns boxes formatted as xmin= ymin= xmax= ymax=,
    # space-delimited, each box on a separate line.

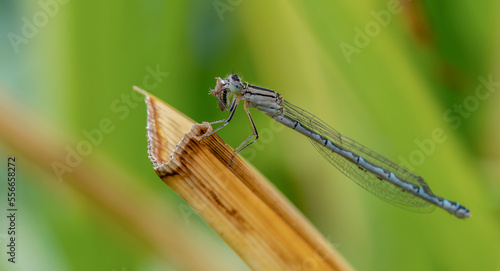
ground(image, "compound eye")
xmin=231 ymin=74 xmax=240 ymax=82
xmin=229 ymin=82 xmax=242 ymax=93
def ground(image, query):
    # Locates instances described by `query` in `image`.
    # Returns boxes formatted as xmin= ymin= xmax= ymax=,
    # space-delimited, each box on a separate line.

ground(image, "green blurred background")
xmin=1 ymin=0 xmax=499 ymax=270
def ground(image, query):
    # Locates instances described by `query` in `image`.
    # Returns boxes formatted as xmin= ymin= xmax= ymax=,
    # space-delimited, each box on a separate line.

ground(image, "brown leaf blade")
xmin=135 ymin=86 xmax=353 ymax=271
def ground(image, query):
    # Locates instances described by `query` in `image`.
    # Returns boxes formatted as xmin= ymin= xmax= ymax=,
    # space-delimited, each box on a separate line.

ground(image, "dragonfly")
xmin=202 ymin=73 xmax=471 ymax=219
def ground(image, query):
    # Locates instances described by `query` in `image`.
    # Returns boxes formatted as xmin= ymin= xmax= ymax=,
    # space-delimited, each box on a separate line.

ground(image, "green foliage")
xmin=1 ymin=0 xmax=499 ymax=270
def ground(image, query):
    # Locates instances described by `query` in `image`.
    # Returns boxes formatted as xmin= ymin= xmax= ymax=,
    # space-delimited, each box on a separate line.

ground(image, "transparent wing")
xmin=283 ymin=100 xmax=436 ymax=213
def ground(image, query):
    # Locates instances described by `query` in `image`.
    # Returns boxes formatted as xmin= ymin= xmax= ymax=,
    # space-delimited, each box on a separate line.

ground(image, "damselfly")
xmin=203 ymin=74 xmax=471 ymax=219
